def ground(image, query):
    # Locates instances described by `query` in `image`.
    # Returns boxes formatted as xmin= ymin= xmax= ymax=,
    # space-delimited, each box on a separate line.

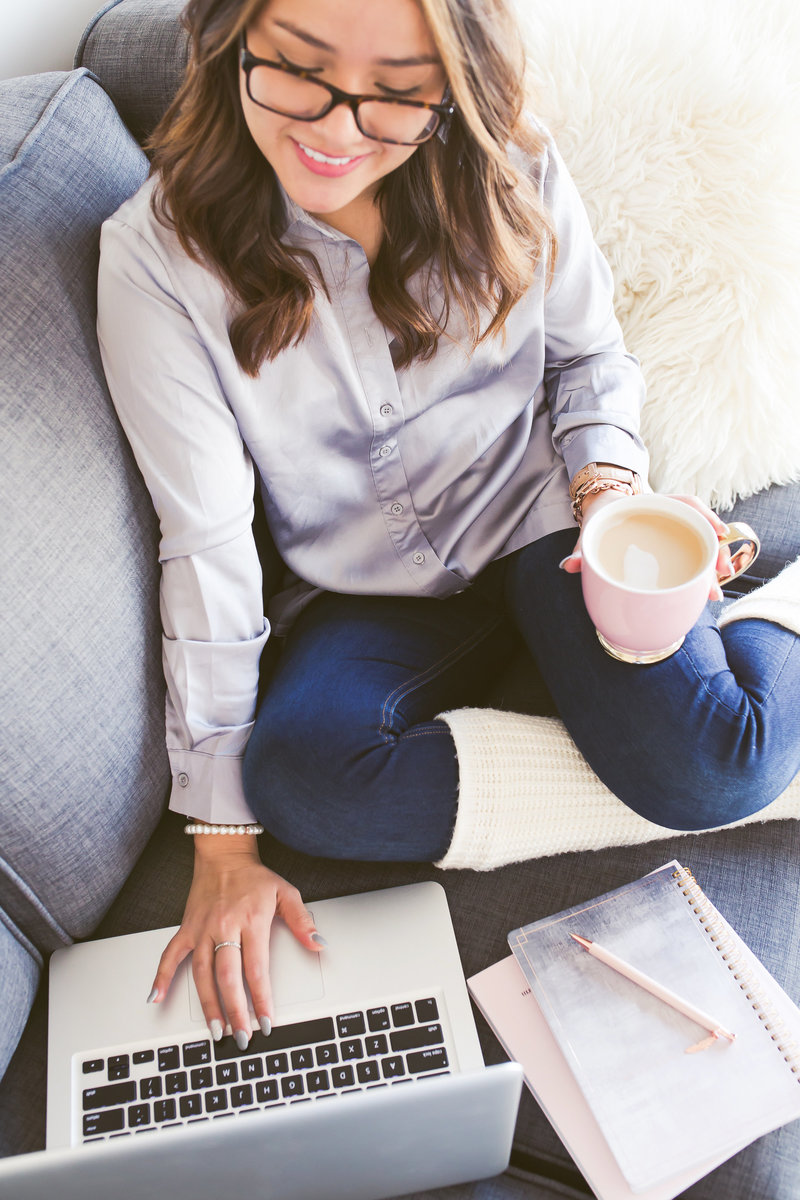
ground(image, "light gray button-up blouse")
xmin=97 ymin=134 xmax=649 ymax=824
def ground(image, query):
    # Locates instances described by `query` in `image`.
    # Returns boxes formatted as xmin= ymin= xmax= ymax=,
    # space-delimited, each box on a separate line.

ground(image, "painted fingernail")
xmin=210 ymin=1019 xmax=224 ymax=1042
xmin=235 ymin=1029 xmax=250 ymax=1051
xmin=146 ymin=987 xmax=159 ymax=1004
xmin=311 ymin=932 xmax=328 ymax=947
xmin=259 ymin=1015 xmax=272 ymax=1036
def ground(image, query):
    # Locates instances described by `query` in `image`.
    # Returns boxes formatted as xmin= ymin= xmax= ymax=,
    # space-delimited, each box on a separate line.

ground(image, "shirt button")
xmin=412 ymin=552 xmax=425 ymax=565
xmin=390 ymin=502 xmax=404 ymax=515
xmin=177 ymin=772 xmax=190 ymax=788
xmin=378 ymin=444 xmax=392 ymax=458
xmin=380 ymin=404 xmax=393 ymax=417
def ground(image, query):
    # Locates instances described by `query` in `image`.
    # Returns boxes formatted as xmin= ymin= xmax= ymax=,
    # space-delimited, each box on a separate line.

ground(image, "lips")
xmin=292 ymin=138 xmax=369 ymax=177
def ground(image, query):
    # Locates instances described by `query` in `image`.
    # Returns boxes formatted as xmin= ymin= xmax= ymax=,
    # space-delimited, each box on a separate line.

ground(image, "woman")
xmin=97 ymin=0 xmax=800 ymax=1051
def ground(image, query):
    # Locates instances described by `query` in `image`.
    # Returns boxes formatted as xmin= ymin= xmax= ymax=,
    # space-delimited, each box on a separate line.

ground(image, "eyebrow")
xmin=270 ymin=18 xmax=441 ymax=67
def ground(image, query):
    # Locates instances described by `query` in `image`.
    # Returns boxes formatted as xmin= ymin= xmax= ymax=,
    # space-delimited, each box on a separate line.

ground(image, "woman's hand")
xmin=559 ymin=491 xmax=730 ymax=601
xmin=147 ymin=833 xmax=324 ymax=1048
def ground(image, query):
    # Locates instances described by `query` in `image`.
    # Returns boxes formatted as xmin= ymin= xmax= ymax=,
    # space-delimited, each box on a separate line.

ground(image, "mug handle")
xmin=716 ymin=522 xmax=761 ymax=586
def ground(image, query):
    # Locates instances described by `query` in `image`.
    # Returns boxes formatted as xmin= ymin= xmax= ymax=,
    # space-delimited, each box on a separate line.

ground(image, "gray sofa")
xmin=2 ymin=2 xmax=800 ymax=1196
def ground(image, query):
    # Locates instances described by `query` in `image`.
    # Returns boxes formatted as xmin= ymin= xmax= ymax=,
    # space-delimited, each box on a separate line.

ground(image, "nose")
xmin=306 ymin=99 xmax=364 ymax=147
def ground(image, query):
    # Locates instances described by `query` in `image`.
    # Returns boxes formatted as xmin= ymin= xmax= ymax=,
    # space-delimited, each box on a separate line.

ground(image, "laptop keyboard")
xmin=78 ymin=994 xmax=450 ymax=1143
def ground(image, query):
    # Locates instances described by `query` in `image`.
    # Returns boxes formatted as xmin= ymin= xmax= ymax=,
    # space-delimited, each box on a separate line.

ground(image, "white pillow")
xmin=522 ymin=0 xmax=800 ymax=507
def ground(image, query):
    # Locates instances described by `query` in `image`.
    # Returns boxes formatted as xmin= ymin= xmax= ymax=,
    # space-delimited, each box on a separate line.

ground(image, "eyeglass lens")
xmin=247 ymin=65 xmax=440 ymax=143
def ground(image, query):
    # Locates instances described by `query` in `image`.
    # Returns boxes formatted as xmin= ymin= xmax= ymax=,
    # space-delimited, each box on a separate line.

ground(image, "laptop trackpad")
xmin=187 ymin=914 xmax=325 ymax=1021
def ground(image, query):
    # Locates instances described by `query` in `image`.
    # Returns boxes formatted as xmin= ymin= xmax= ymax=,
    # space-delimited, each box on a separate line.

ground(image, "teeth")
xmin=299 ymin=142 xmax=355 ymax=166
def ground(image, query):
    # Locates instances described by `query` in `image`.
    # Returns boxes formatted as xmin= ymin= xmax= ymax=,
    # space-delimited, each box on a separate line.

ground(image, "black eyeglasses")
xmin=239 ymin=35 xmax=455 ymax=146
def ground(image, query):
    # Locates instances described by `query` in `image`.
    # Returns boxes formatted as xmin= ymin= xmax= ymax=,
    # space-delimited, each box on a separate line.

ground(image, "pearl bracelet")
xmin=184 ymin=822 xmax=264 ymax=836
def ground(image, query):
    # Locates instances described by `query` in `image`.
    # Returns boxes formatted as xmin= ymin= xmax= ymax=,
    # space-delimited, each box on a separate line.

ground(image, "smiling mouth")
xmin=297 ymin=141 xmax=362 ymax=166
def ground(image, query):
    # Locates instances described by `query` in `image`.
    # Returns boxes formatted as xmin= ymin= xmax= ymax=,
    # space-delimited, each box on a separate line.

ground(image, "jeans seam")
xmin=379 ymin=614 xmax=505 ymax=741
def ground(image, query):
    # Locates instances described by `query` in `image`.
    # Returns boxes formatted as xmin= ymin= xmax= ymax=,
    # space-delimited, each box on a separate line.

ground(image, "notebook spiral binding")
xmin=673 ymin=866 xmax=800 ymax=1077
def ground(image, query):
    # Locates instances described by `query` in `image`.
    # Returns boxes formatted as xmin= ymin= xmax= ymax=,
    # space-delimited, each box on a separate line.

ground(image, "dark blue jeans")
xmin=243 ymin=529 xmax=800 ymax=861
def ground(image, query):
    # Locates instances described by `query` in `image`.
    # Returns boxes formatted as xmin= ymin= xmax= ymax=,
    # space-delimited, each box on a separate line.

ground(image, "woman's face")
xmin=240 ymin=0 xmax=446 ymax=225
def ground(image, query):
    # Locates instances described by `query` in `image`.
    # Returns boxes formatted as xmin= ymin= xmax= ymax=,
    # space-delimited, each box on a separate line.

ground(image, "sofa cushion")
xmin=75 ymin=0 xmax=188 ymax=143
xmin=0 ymin=68 xmax=167 ymax=1013
xmin=0 ymin=918 xmax=41 ymax=1082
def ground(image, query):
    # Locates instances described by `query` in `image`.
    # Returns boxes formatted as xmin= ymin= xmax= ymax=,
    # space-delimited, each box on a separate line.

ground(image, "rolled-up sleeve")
xmin=541 ymin=140 xmax=650 ymax=483
xmin=97 ymin=217 xmax=267 ymax=823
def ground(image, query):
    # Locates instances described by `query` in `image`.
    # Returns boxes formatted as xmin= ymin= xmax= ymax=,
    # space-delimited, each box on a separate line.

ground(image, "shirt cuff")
xmin=167 ymin=748 xmax=257 ymax=824
xmin=562 ymin=427 xmax=650 ymax=485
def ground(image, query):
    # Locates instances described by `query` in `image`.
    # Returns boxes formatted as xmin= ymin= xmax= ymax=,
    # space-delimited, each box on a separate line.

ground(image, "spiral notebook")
xmin=472 ymin=862 xmax=800 ymax=1197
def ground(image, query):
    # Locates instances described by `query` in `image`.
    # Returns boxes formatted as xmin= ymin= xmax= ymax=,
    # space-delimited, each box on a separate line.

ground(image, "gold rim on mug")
xmin=596 ymin=630 xmax=686 ymax=665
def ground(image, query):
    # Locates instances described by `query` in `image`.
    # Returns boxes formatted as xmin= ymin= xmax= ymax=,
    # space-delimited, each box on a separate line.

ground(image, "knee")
xmin=608 ymin=730 xmax=797 ymax=832
xmin=242 ymin=702 xmax=351 ymax=857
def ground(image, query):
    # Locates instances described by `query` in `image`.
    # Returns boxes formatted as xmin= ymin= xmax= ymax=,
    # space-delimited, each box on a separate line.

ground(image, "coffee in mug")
xmin=580 ymin=495 xmax=760 ymax=664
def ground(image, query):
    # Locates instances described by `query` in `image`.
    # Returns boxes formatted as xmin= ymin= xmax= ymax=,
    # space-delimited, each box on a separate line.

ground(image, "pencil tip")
xmin=570 ymin=933 xmax=593 ymax=948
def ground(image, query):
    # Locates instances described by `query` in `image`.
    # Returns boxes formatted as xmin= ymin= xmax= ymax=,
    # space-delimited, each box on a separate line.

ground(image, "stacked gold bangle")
xmin=569 ymin=463 xmax=642 ymax=525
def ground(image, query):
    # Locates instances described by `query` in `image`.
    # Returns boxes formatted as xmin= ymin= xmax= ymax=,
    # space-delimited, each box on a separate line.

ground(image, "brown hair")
xmin=148 ymin=0 xmax=556 ymax=375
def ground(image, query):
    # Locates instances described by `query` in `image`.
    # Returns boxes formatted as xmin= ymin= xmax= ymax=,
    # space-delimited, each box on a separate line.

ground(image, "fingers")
xmin=671 ymin=494 xmax=729 ymax=537
xmin=277 ymin=881 xmax=327 ymax=952
xmin=148 ymin=930 xmax=193 ymax=1007
xmin=559 ymin=550 xmax=583 ymax=574
xmin=201 ymin=939 xmax=252 ymax=1049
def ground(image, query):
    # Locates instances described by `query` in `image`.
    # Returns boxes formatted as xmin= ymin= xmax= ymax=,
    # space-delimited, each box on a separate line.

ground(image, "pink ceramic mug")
xmin=580 ymin=495 xmax=760 ymax=663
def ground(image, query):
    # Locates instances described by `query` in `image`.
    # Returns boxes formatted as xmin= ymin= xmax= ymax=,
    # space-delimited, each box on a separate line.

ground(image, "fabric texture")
xmin=718 ymin=558 xmax=800 ymax=635
xmin=75 ymin=0 xmax=188 ymax=143
xmin=0 ymin=67 xmax=168 ymax=1076
xmin=434 ymin=707 xmax=800 ymax=871
xmin=523 ymin=0 xmax=800 ymax=508
xmin=0 ymin=919 xmax=41 ymax=1082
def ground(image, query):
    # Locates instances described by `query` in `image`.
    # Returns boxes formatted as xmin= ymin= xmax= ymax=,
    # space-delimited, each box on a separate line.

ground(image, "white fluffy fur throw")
xmin=521 ymin=0 xmax=800 ymax=508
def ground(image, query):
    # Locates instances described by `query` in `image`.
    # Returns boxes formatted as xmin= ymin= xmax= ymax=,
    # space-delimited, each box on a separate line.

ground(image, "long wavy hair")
xmin=148 ymin=0 xmax=556 ymax=375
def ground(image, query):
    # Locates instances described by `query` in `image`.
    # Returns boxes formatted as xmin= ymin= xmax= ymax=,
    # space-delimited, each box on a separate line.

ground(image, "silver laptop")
xmin=1 ymin=881 xmax=522 ymax=1199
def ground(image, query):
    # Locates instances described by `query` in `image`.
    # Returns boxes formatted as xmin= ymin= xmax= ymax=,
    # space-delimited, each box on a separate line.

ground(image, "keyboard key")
xmin=82 ymin=1059 xmax=104 ymax=1075
xmin=356 ymin=1061 xmax=381 ymax=1084
xmin=381 ymin=1056 xmax=406 ymax=1079
xmin=83 ymin=1082 xmax=137 ymax=1111
xmin=340 ymin=1039 xmax=363 ymax=1061
xmin=216 ymin=1063 xmax=239 ymax=1086
xmin=139 ymin=1077 xmax=162 ymax=1101
xmin=256 ymin=1080 xmax=280 ymax=1103
xmin=390 ymin=1025 xmax=444 ymax=1053
xmin=290 ymin=1048 xmax=314 ymax=1070
xmin=133 ymin=1050 xmax=155 ymax=1066
xmin=107 ymin=1055 xmax=130 ymax=1081
xmin=127 ymin=1104 xmax=150 ymax=1128
xmin=306 ymin=1070 xmax=330 ymax=1094
xmin=280 ymin=1075 xmax=304 ymax=1098
xmin=364 ymin=1035 xmax=388 ymax=1056
xmin=83 ymin=1109 xmax=125 ymax=1137
xmin=391 ymin=1003 xmax=414 ymax=1027
xmin=190 ymin=1067 xmax=213 ymax=1090
xmin=331 ymin=1066 xmax=354 ymax=1088
xmin=336 ymin=1012 xmax=366 ymax=1037
xmin=231 ymin=1085 xmax=254 ymax=1108
xmin=266 ymin=1054 xmax=288 ymax=1075
xmin=367 ymin=1007 xmax=390 ymax=1031
xmin=214 ymin=1017 xmax=335 ymax=1060
xmin=165 ymin=1071 xmax=188 ymax=1095
xmin=153 ymin=1099 xmax=176 ymax=1123
xmin=180 ymin=1094 xmax=203 ymax=1118
xmin=182 ymin=1040 xmax=211 ymax=1067
xmin=158 ymin=1046 xmax=180 ymax=1072
xmin=205 ymin=1090 xmax=228 ymax=1113
xmin=241 ymin=1058 xmax=264 ymax=1080
xmin=415 ymin=997 xmax=439 ymax=1022
xmin=315 ymin=1044 xmax=338 ymax=1066
xmin=407 ymin=1048 xmax=449 ymax=1074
